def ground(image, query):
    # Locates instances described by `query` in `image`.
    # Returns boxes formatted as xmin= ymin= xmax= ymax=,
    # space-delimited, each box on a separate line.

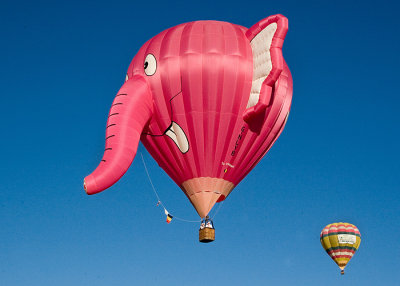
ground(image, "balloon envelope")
xmin=84 ymin=15 xmax=293 ymax=218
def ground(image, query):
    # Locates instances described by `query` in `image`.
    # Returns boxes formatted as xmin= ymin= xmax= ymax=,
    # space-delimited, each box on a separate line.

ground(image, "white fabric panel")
xmin=247 ymin=23 xmax=277 ymax=108
xmin=165 ymin=122 xmax=189 ymax=153
xmin=329 ymin=251 xmax=354 ymax=258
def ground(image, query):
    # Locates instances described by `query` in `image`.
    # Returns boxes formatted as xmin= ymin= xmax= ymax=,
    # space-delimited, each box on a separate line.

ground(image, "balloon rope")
xmin=211 ymin=199 xmax=224 ymax=220
xmin=140 ymin=152 xmax=201 ymax=223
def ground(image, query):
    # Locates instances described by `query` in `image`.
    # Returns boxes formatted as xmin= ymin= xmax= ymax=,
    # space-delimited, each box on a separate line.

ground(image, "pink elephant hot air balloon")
xmin=84 ymin=14 xmax=293 ymax=220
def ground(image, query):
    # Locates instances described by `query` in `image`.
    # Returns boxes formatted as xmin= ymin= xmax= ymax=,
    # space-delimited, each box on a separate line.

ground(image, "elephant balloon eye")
xmin=144 ymin=54 xmax=157 ymax=76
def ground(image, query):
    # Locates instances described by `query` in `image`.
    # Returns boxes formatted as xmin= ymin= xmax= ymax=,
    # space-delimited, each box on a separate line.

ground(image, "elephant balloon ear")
xmin=243 ymin=14 xmax=288 ymax=122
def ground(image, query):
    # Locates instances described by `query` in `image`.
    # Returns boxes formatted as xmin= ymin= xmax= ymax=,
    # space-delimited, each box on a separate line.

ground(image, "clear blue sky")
xmin=1 ymin=0 xmax=399 ymax=285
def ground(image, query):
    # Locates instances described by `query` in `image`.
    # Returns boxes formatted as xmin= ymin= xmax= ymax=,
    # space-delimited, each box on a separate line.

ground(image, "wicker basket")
xmin=199 ymin=228 xmax=215 ymax=243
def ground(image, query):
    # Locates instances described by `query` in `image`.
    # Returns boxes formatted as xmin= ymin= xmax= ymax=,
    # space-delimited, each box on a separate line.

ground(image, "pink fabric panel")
xmin=137 ymin=17 xmax=291 ymax=192
xmin=136 ymin=21 xmax=253 ymax=185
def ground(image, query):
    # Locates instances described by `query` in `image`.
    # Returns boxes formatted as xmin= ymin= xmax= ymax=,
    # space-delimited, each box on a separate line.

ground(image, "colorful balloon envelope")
xmin=84 ymin=14 xmax=293 ymax=219
xmin=320 ymin=223 xmax=361 ymax=274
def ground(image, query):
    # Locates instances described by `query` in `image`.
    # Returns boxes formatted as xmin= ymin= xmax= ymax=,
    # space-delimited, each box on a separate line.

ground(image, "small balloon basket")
xmin=199 ymin=227 xmax=215 ymax=243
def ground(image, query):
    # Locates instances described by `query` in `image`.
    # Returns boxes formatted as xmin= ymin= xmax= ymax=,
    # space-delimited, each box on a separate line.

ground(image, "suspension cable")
xmin=140 ymin=152 xmax=201 ymax=223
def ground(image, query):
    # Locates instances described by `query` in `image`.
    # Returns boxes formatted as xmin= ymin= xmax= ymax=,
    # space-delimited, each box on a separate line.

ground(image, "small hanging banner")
xmin=166 ymin=214 xmax=173 ymax=224
xmin=164 ymin=209 xmax=173 ymax=224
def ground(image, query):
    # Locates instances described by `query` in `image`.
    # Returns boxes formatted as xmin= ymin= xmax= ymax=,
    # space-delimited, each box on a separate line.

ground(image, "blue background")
xmin=1 ymin=0 xmax=399 ymax=285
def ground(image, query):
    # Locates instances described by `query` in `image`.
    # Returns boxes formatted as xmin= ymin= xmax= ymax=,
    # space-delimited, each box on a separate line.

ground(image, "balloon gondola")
xmin=199 ymin=216 xmax=215 ymax=243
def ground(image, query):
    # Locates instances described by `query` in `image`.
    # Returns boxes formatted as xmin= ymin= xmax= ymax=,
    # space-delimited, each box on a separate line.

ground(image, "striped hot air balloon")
xmin=320 ymin=222 xmax=361 ymax=274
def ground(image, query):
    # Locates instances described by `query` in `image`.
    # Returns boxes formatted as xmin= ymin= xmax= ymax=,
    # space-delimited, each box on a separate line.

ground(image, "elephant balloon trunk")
xmin=84 ymin=75 xmax=153 ymax=195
